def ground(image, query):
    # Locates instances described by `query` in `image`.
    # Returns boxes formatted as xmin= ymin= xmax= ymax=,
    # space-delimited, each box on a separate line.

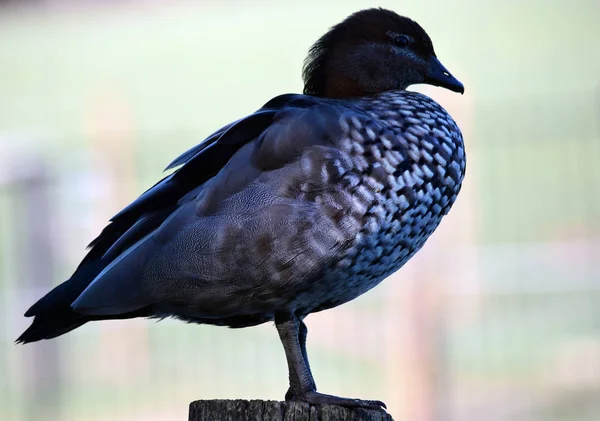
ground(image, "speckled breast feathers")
xmin=293 ymin=91 xmax=465 ymax=313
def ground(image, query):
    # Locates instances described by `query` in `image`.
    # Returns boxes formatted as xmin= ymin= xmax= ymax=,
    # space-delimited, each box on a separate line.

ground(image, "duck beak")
xmin=425 ymin=56 xmax=464 ymax=94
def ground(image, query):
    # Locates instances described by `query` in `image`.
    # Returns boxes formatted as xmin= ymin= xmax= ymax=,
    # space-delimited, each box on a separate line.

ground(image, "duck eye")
xmin=393 ymin=35 xmax=411 ymax=48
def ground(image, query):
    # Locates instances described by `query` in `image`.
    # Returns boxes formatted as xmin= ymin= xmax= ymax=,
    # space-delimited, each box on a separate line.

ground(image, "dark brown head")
xmin=303 ymin=8 xmax=464 ymax=99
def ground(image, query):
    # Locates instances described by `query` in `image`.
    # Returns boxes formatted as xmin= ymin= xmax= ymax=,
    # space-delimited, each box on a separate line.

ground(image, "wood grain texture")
xmin=189 ymin=400 xmax=394 ymax=421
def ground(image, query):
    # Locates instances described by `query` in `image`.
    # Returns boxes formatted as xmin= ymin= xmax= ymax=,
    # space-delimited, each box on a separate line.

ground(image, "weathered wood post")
xmin=189 ymin=400 xmax=394 ymax=421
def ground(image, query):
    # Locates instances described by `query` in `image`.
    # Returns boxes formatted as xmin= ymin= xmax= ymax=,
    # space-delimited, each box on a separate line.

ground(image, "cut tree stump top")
xmin=189 ymin=400 xmax=394 ymax=421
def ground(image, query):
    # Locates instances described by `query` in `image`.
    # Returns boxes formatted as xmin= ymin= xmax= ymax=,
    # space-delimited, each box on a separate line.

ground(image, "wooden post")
xmin=189 ymin=400 xmax=394 ymax=421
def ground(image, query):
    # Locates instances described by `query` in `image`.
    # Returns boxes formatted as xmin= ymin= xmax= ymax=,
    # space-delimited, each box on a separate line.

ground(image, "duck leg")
xmin=275 ymin=314 xmax=386 ymax=410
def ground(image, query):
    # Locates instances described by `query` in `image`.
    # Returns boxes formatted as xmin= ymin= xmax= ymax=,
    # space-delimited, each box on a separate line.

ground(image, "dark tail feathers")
xmin=17 ymin=305 xmax=150 ymax=344
xmin=17 ymin=259 xmax=149 ymax=344
xmin=16 ymin=310 xmax=88 ymax=344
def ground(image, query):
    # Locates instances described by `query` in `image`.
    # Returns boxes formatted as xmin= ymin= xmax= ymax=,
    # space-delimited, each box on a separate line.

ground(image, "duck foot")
xmin=286 ymin=390 xmax=386 ymax=410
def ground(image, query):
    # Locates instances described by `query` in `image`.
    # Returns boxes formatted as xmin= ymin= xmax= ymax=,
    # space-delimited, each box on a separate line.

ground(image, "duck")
xmin=18 ymin=8 xmax=466 ymax=410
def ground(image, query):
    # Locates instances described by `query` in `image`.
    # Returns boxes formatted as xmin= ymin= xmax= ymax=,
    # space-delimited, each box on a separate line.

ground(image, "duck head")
xmin=303 ymin=8 xmax=465 ymax=99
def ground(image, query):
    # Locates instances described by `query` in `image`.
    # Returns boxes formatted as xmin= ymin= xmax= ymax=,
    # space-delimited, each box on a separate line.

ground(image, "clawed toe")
xmin=287 ymin=390 xmax=387 ymax=410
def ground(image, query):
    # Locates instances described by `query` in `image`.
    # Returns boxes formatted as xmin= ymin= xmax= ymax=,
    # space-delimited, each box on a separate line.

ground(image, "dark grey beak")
xmin=425 ymin=56 xmax=464 ymax=94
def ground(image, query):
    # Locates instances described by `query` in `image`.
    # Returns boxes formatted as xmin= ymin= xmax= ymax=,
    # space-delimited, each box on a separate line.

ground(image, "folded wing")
xmin=18 ymin=94 xmax=310 ymax=342
xmin=70 ymin=98 xmax=354 ymax=319
xmin=18 ymin=94 xmax=357 ymax=341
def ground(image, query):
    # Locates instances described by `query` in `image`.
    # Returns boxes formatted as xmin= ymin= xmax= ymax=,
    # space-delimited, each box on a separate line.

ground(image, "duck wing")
xmin=69 ymin=97 xmax=357 ymax=320
xmin=17 ymin=93 xmax=314 ymax=342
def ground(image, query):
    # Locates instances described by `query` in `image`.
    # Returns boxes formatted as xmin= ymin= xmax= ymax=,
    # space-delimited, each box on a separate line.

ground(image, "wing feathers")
xmin=19 ymin=93 xmax=340 ymax=340
xmin=71 ymin=232 xmax=156 ymax=315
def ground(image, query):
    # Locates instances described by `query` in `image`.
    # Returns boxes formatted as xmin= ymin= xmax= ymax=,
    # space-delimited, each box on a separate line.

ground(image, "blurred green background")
xmin=1 ymin=1 xmax=599 ymax=420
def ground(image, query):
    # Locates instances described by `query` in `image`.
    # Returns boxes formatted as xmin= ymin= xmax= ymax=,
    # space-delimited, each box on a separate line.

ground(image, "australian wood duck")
xmin=19 ymin=8 xmax=466 ymax=410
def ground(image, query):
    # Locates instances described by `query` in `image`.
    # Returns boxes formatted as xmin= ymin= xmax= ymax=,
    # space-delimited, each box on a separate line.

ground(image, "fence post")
xmin=188 ymin=400 xmax=394 ymax=421
xmin=3 ymin=151 xmax=62 ymax=421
